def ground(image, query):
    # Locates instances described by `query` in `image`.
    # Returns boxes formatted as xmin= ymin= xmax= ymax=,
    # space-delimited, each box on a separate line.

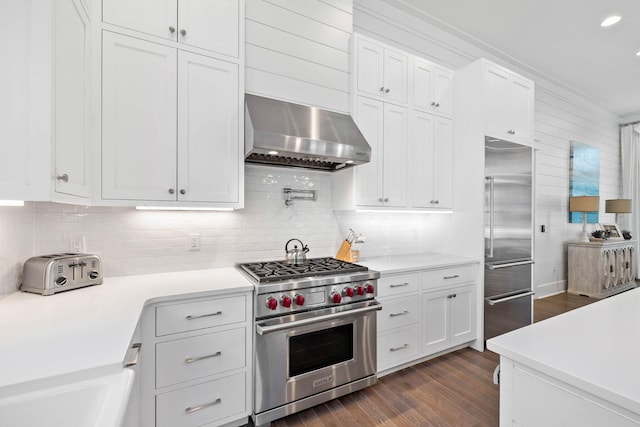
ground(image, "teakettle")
xmin=285 ymin=239 xmax=309 ymax=264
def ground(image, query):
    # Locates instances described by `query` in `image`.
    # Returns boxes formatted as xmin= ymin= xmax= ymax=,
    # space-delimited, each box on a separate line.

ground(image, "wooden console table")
xmin=568 ymin=240 xmax=637 ymax=298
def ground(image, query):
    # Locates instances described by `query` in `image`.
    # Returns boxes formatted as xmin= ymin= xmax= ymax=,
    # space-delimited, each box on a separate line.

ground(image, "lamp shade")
xmin=605 ymin=199 xmax=632 ymax=213
xmin=569 ymin=196 xmax=600 ymax=212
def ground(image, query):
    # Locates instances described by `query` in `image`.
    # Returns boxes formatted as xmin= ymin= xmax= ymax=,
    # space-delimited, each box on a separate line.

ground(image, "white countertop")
xmin=361 ymin=252 xmax=478 ymax=274
xmin=487 ymin=288 xmax=640 ymax=414
xmin=0 ymin=268 xmax=253 ymax=395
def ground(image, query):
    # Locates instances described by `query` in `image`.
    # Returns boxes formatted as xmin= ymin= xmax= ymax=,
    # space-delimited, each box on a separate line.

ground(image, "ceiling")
xmin=384 ymin=0 xmax=640 ymax=120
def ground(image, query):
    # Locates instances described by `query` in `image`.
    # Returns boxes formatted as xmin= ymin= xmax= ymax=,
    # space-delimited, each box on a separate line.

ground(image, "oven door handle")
xmin=256 ymin=302 xmax=382 ymax=335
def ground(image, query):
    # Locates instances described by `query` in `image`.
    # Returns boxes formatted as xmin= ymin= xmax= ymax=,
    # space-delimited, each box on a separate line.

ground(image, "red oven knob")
xmin=266 ymin=297 xmax=278 ymax=310
xmin=343 ymin=286 xmax=355 ymax=297
xmin=355 ymin=285 xmax=365 ymax=296
xmin=294 ymin=294 xmax=305 ymax=306
xmin=281 ymin=295 xmax=292 ymax=308
xmin=330 ymin=291 xmax=342 ymax=304
xmin=365 ymin=283 xmax=375 ymax=294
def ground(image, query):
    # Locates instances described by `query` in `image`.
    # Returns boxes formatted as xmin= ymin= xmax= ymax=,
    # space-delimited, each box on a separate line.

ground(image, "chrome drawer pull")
xmin=389 ymin=310 xmax=409 ymax=317
xmin=443 ymin=274 xmax=460 ymax=280
xmin=185 ymin=398 xmax=221 ymax=414
xmin=389 ymin=282 xmax=410 ymax=288
xmin=124 ymin=343 xmax=141 ymax=367
xmin=390 ymin=344 xmax=409 ymax=352
xmin=185 ymin=351 xmax=222 ymax=364
xmin=186 ymin=311 xmax=222 ymax=320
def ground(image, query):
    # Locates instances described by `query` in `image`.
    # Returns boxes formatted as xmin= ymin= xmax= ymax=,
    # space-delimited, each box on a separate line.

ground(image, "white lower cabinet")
xmin=139 ymin=293 xmax=251 ymax=427
xmin=422 ymin=284 xmax=476 ymax=355
xmin=376 ymin=262 xmax=478 ymax=375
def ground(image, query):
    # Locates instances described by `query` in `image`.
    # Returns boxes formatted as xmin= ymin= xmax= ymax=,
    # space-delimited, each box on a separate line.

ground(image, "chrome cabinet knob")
xmin=385 ymin=88 xmax=390 ymax=93
xmin=379 ymin=86 xmax=385 ymax=92
xmin=384 ymin=197 xmax=389 ymax=202
xmin=431 ymin=102 xmax=436 ymax=106
xmin=169 ymin=26 xmax=176 ymax=33
xmin=180 ymin=29 xmax=187 ymax=36
xmin=168 ymin=188 xmax=175 ymax=194
xmin=435 ymin=102 xmax=440 ymax=107
xmin=180 ymin=189 xmax=186 ymax=195
xmin=378 ymin=197 xmax=384 ymax=202
xmin=57 ymin=174 xmax=69 ymax=182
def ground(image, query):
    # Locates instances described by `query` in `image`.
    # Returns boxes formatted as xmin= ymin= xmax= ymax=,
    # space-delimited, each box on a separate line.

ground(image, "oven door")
xmin=254 ymin=300 xmax=380 ymax=414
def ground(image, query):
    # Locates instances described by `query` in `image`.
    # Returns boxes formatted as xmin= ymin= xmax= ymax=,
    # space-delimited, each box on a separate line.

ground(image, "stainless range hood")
xmin=244 ymin=94 xmax=371 ymax=171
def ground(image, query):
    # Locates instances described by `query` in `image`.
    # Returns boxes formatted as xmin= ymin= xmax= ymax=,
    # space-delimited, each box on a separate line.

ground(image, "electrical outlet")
xmin=70 ymin=237 xmax=85 ymax=253
xmin=189 ymin=233 xmax=200 ymax=251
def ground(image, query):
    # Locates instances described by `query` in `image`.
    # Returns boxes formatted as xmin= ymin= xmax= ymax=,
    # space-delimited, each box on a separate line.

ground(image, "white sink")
xmin=0 ymin=369 xmax=134 ymax=427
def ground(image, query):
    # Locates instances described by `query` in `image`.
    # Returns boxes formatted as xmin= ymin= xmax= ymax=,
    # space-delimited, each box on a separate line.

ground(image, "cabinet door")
xmin=54 ymin=0 xmax=90 ymax=198
xmin=382 ymin=103 xmax=408 ymax=207
xmin=102 ymin=32 xmax=178 ymax=201
xmin=354 ymin=97 xmax=384 ymax=206
xmin=177 ymin=52 xmax=239 ymax=203
xmin=411 ymin=58 xmax=434 ymax=112
xmin=484 ymin=65 xmax=510 ymax=139
xmin=355 ymin=38 xmax=384 ymax=100
xmin=432 ymin=67 xmax=453 ymax=117
xmin=103 ymin=0 xmax=178 ymax=42
xmin=409 ymin=110 xmax=435 ymax=208
xmin=449 ymin=285 xmax=476 ymax=347
xmin=508 ymin=74 xmax=534 ymax=143
xmin=383 ymin=48 xmax=408 ymax=104
xmin=178 ymin=0 xmax=239 ymax=57
xmin=422 ymin=288 xmax=450 ymax=355
xmin=432 ymin=117 xmax=453 ymax=208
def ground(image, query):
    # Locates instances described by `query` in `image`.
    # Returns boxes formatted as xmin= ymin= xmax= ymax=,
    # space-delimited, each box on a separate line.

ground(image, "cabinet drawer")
xmin=156 ymin=372 xmax=246 ymax=427
xmin=156 ymin=295 xmax=246 ymax=336
xmin=422 ymin=265 xmax=476 ymax=290
xmin=156 ymin=327 xmax=246 ymax=388
xmin=378 ymin=272 xmax=420 ymax=297
xmin=377 ymin=295 xmax=419 ymax=332
xmin=377 ymin=325 xmax=420 ymax=372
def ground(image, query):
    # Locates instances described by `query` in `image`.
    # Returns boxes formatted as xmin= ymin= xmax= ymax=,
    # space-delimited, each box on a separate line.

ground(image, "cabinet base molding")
xmin=567 ymin=281 xmax=637 ymax=299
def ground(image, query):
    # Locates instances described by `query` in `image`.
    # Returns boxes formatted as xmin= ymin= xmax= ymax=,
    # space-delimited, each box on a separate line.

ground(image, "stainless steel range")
xmin=236 ymin=257 xmax=381 ymax=427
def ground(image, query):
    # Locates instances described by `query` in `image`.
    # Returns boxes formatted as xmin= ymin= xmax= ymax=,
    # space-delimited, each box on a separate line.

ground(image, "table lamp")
xmin=605 ymin=199 xmax=632 ymax=225
xmin=569 ymin=196 xmax=600 ymax=241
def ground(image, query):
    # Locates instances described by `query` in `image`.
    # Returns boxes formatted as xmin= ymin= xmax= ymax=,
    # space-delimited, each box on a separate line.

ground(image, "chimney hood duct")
xmin=244 ymin=94 xmax=372 ymax=171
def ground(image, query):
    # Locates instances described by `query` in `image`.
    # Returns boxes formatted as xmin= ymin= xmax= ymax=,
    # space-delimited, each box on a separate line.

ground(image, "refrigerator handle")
xmin=486 ymin=176 xmax=495 ymax=259
xmin=486 ymin=259 xmax=535 ymax=270
xmin=485 ymin=290 xmax=535 ymax=306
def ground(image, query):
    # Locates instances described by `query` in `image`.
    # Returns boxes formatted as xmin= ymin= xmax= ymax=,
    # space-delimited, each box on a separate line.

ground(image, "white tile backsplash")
xmin=0 ymin=165 xmax=452 ymax=298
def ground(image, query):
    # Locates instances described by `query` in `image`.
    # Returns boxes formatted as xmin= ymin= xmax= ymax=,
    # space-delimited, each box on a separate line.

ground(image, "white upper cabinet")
xmin=101 ymin=33 xmax=241 ymax=206
xmin=352 ymin=97 xmax=408 ymax=208
xmin=103 ymin=0 xmax=240 ymax=58
xmin=411 ymin=57 xmax=453 ymax=118
xmin=484 ymin=61 xmax=534 ymax=144
xmin=101 ymin=33 xmax=178 ymax=201
xmin=355 ymin=35 xmax=408 ymax=104
xmin=177 ymin=52 xmax=239 ymax=203
xmin=0 ymin=0 xmax=91 ymax=202
xmin=410 ymin=111 xmax=453 ymax=209
xmin=98 ymin=0 xmax=244 ymax=208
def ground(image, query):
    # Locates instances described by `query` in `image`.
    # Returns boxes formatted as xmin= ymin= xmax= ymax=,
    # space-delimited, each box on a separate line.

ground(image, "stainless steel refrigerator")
xmin=484 ymin=137 xmax=534 ymax=341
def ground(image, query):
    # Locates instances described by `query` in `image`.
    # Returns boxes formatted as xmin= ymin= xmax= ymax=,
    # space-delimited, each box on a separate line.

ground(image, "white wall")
xmin=353 ymin=0 xmax=622 ymax=297
xmin=245 ymin=0 xmax=353 ymax=112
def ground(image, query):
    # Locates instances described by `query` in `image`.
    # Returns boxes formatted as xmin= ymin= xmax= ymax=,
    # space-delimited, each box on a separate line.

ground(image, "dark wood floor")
xmin=266 ymin=292 xmax=596 ymax=427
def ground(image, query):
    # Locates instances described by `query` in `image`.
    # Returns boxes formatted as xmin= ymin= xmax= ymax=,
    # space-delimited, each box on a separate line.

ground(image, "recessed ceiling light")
xmin=601 ymin=15 xmax=621 ymax=27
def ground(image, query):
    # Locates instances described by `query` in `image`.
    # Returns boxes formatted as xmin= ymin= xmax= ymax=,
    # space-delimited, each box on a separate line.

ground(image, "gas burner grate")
xmin=237 ymin=257 xmax=368 ymax=283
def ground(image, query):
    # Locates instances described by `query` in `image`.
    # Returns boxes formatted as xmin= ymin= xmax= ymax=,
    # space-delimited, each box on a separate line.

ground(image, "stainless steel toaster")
xmin=21 ymin=253 xmax=103 ymax=296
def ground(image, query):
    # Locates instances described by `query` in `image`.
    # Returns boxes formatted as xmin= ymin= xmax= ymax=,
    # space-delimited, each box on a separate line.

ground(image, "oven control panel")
xmin=255 ymin=280 xmax=377 ymax=318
